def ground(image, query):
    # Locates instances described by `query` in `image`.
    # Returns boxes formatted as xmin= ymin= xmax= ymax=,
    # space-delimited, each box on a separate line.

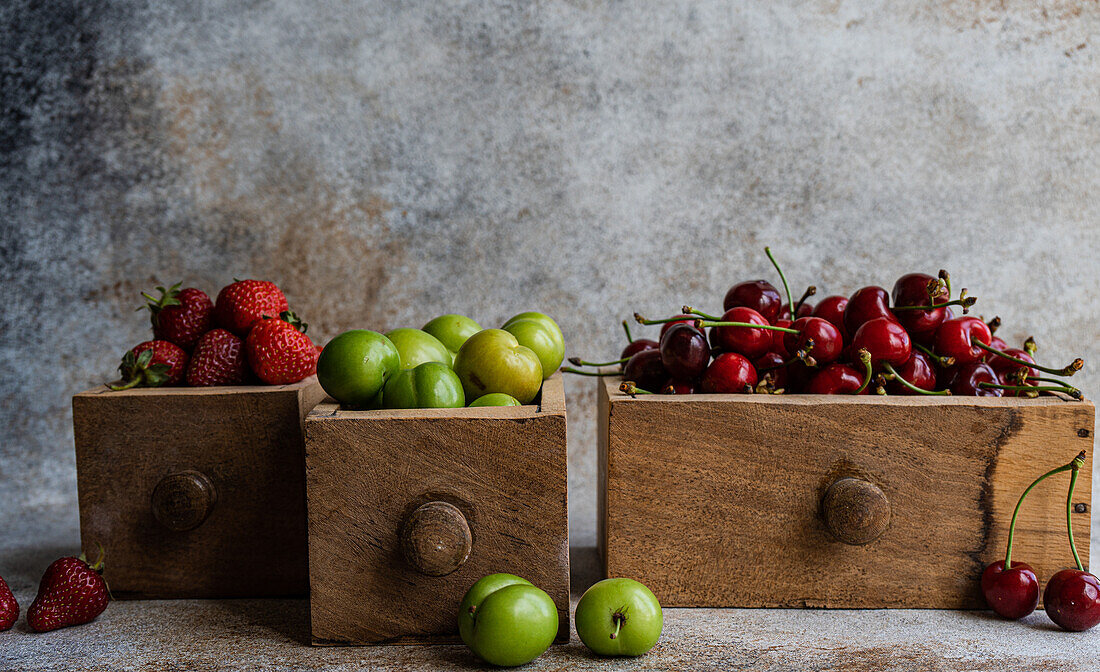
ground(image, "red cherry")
xmin=843 ymin=286 xmax=893 ymax=336
xmin=811 ymin=295 xmax=849 ymax=340
xmin=891 ymin=273 xmax=949 ymax=345
xmin=620 ymin=338 xmax=659 ymax=362
xmin=770 ymin=318 xmax=793 ymax=356
xmin=948 ymin=362 xmax=1002 ymax=396
xmin=981 ymin=560 xmax=1040 ymax=620
xmin=753 ymin=351 xmax=789 ymax=389
xmin=777 ymin=301 xmax=813 ymax=322
xmin=782 ymin=317 xmax=843 ymax=365
xmin=887 ymin=351 xmax=936 ymax=394
xmin=701 ymin=353 xmax=758 ymax=393
xmin=805 ymin=364 xmax=867 ymax=395
xmin=850 ymin=317 xmax=911 ymax=367
xmin=709 ymin=307 xmax=773 ymax=359
xmin=659 ymin=315 xmax=695 ymax=338
xmin=660 ymin=323 xmax=710 ymax=380
xmin=934 ymin=316 xmax=991 ymax=364
xmin=1044 ymin=569 xmax=1100 ymax=631
xmin=989 ymin=347 xmax=1037 ymax=379
xmin=984 ymin=335 xmax=1008 ymax=363
xmin=622 ymin=349 xmax=667 ymax=392
xmin=723 ymin=280 xmax=781 ymax=323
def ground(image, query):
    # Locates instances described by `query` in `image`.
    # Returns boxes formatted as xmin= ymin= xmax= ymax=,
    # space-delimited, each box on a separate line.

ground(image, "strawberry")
xmin=245 ymin=311 xmax=318 ymax=384
xmin=0 ymin=575 xmax=17 ymax=631
xmin=108 ymin=340 xmax=188 ymax=390
xmin=186 ymin=329 xmax=246 ymax=386
xmin=27 ymin=551 xmax=109 ymax=632
xmin=141 ymin=282 xmax=213 ymax=350
xmin=213 ymin=280 xmax=289 ymax=337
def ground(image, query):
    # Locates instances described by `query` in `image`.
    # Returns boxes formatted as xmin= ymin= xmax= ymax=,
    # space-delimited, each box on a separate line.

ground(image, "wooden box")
xmin=597 ymin=376 xmax=1094 ymax=608
xmin=73 ymin=377 xmax=326 ymax=598
xmin=304 ymin=373 xmax=569 ymax=645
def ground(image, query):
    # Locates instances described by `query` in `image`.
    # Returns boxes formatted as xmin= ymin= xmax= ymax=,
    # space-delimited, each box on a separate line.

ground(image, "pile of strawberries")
xmin=109 ymin=279 xmax=318 ymax=389
xmin=1 ymin=551 xmax=110 ymax=633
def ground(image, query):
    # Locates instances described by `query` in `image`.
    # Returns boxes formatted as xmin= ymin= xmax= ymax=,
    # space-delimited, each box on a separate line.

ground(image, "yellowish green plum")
xmin=422 ymin=314 xmax=483 ymax=359
xmin=469 ymin=393 xmax=522 ymax=407
xmin=575 ymin=578 xmax=662 ymax=657
xmin=502 ymin=312 xmax=564 ymax=380
xmin=384 ymin=328 xmax=452 ymax=369
xmin=382 ymin=362 xmax=465 ymax=409
xmin=453 ymin=329 xmax=543 ymax=404
xmin=458 ymin=574 xmax=557 ymax=667
xmin=316 ymin=330 xmax=400 ymax=407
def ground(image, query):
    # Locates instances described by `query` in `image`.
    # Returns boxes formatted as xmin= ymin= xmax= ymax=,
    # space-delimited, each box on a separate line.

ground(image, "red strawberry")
xmin=108 ymin=340 xmax=188 ymax=390
xmin=186 ymin=329 xmax=246 ymax=386
xmin=27 ymin=552 xmax=109 ymax=632
xmin=141 ymin=283 xmax=213 ymax=350
xmin=213 ymin=280 xmax=289 ymax=337
xmin=0 ymin=575 xmax=17 ymax=631
xmin=245 ymin=311 xmax=318 ymax=384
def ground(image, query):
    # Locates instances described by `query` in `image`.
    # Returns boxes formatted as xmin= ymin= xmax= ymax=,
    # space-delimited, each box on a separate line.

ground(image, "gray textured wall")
xmin=3 ymin=1 xmax=1099 ymax=552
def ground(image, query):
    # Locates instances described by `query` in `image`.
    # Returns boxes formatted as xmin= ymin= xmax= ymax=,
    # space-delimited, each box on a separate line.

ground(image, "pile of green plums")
xmin=316 ymin=312 xmax=564 ymax=410
xmin=459 ymin=573 xmax=662 ymax=667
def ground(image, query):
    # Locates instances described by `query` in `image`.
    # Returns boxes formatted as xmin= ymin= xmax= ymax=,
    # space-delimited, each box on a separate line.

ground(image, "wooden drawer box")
xmin=304 ymin=373 xmax=569 ymax=645
xmin=597 ymin=376 xmax=1094 ymax=608
xmin=73 ymin=377 xmax=326 ymax=598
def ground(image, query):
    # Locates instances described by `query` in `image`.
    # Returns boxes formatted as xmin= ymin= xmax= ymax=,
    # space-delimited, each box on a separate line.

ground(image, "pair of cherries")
xmin=982 ymin=452 xmax=1100 ymax=631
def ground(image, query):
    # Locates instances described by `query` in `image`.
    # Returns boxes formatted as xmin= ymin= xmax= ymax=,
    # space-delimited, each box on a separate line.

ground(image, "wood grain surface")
xmin=305 ymin=374 xmax=569 ymax=645
xmin=598 ymin=376 xmax=1095 ymax=608
xmin=72 ymin=377 xmax=326 ymax=598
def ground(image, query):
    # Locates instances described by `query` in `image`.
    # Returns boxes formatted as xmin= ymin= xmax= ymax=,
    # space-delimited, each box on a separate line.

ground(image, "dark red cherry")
xmin=805 ymin=364 xmax=867 ymax=395
xmin=659 ymin=315 xmax=696 ymax=338
xmin=660 ymin=323 xmax=710 ymax=380
xmin=811 ymin=295 xmax=849 ymax=340
xmin=620 ymin=338 xmax=659 ymax=362
xmin=850 ymin=317 xmax=911 ymax=367
xmin=892 ymin=273 xmax=949 ymax=345
xmin=1044 ymin=568 xmax=1100 ymax=632
xmin=753 ymin=351 xmax=789 ymax=389
xmin=723 ymin=280 xmax=782 ymax=323
xmin=934 ymin=316 xmax=991 ymax=364
xmin=777 ymin=301 xmax=813 ymax=322
xmin=981 ymin=560 xmax=1039 ymax=620
xmin=989 ymin=347 xmax=1037 ymax=379
xmin=622 ymin=349 xmax=668 ymax=392
xmin=782 ymin=317 xmax=843 ymax=365
xmin=887 ymin=351 xmax=936 ymax=394
xmin=662 ymin=379 xmax=697 ymax=395
xmin=709 ymin=307 xmax=773 ymax=359
xmin=701 ymin=352 xmax=758 ymax=393
xmin=983 ymin=335 xmax=1008 ymax=364
xmin=949 ymin=362 xmax=1001 ymax=396
xmin=843 ymin=286 xmax=893 ymax=336
xmin=770 ymin=318 xmax=793 ymax=356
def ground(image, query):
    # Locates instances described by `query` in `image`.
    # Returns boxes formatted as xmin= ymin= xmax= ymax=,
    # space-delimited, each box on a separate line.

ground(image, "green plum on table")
xmin=381 ymin=361 xmax=464 ymax=409
xmin=575 ymin=578 xmax=662 ymax=657
xmin=422 ymin=314 xmax=483 ymax=358
xmin=502 ymin=312 xmax=564 ymax=380
xmin=316 ymin=330 xmax=400 ymax=407
xmin=458 ymin=573 xmax=558 ymax=667
xmin=452 ymin=329 xmax=543 ymax=404
xmin=468 ymin=392 xmax=521 ymax=407
xmin=384 ymin=328 xmax=452 ymax=369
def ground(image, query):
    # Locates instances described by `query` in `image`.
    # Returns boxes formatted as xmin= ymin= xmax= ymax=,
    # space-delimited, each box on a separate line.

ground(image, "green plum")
xmin=316 ymin=330 xmax=400 ymax=407
xmin=469 ymin=393 xmax=522 ymax=407
xmin=452 ymin=329 xmax=543 ymax=404
xmin=382 ymin=362 xmax=465 ymax=409
xmin=384 ymin=328 xmax=452 ymax=369
xmin=459 ymin=574 xmax=558 ymax=667
xmin=502 ymin=312 xmax=564 ymax=380
xmin=575 ymin=578 xmax=662 ymax=657
xmin=422 ymin=314 xmax=483 ymax=358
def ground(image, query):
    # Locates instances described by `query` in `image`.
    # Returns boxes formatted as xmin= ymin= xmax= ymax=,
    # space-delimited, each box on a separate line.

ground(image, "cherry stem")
xmin=978 ymin=382 xmax=1082 ymax=399
xmin=560 ymin=367 xmax=619 ymax=377
xmin=1026 ymin=375 xmax=1076 ymax=386
xmin=1024 ymin=336 xmax=1037 ymax=357
xmin=1067 ymin=453 xmax=1086 ymax=571
xmin=892 ymin=294 xmax=976 ymax=312
xmin=975 ymin=341 xmax=1083 ymax=377
xmin=913 ymin=342 xmax=955 ymax=368
xmin=569 ymin=356 xmax=629 ymax=367
xmin=793 ymin=285 xmax=816 ymax=316
xmin=765 ymin=246 xmax=794 ymax=324
xmin=619 ymin=381 xmax=655 ymax=397
xmin=622 ymin=320 xmax=634 ymax=343
xmin=881 ymin=362 xmax=951 ymax=395
xmin=683 ymin=306 xmax=722 ymax=321
xmin=635 ymin=313 xmax=689 ymax=326
xmin=986 ymin=316 xmax=1002 ymax=335
xmin=695 ymin=320 xmax=799 ymax=334
xmin=1003 ymin=452 xmax=1084 ymax=569
xmin=938 ymin=269 xmax=952 ymax=299
xmin=853 ymin=349 xmax=873 ymax=395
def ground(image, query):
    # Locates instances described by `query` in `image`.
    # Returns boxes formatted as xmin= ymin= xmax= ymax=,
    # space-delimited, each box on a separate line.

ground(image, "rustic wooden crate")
xmin=304 ymin=373 xmax=569 ymax=645
xmin=597 ymin=376 xmax=1094 ymax=608
xmin=72 ymin=377 xmax=326 ymax=598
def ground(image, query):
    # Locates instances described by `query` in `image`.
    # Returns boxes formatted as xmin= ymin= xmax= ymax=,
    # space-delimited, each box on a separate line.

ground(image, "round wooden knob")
xmin=151 ymin=470 xmax=217 ymax=532
xmin=822 ymin=477 xmax=891 ymax=545
xmin=401 ymin=501 xmax=472 ymax=577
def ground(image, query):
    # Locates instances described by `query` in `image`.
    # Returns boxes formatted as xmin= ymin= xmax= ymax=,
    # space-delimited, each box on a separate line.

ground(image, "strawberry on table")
xmin=141 ymin=282 xmax=213 ymax=350
xmin=214 ymin=279 xmax=289 ymax=337
xmin=245 ymin=311 xmax=318 ymax=385
xmin=187 ymin=328 xmax=247 ymax=386
xmin=108 ymin=340 xmax=188 ymax=390
xmin=27 ymin=551 xmax=109 ymax=632
xmin=0 ymin=575 xmax=18 ymax=631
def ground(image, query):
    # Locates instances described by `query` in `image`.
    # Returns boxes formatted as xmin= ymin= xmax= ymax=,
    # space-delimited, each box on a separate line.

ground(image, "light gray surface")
xmin=2 ymin=0 xmax=1100 ymax=669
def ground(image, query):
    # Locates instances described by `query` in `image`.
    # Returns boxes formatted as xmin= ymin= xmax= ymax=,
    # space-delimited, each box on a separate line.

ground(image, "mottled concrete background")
xmin=3 ymin=0 xmax=1099 ymax=565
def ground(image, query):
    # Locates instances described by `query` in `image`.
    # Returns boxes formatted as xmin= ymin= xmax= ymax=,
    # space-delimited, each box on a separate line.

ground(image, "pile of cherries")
xmin=983 ymin=451 xmax=1099 ymax=631
xmin=565 ymin=248 xmax=1084 ymax=399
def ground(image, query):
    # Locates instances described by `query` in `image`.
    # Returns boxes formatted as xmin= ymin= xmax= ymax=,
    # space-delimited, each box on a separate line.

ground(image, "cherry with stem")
xmin=974 ymin=341 xmax=1083 ymax=377
xmin=892 ymin=288 xmax=976 ymax=313
xmin=1043 ymin=452 xmax=1100 ymax=632
xmin=978 ymin=382 xmax=1082 ymax=399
